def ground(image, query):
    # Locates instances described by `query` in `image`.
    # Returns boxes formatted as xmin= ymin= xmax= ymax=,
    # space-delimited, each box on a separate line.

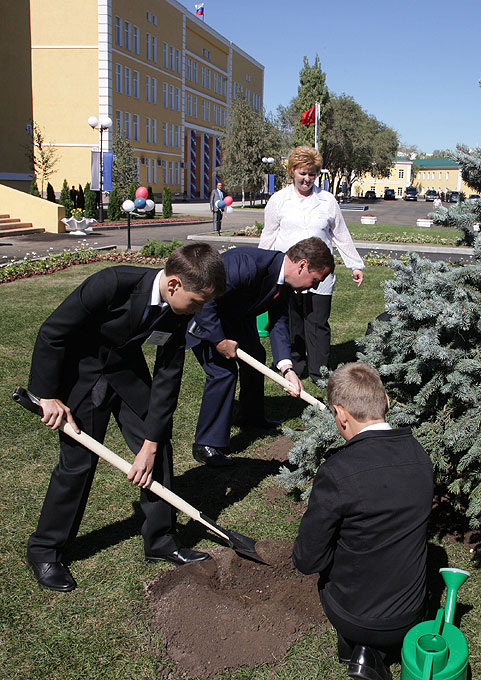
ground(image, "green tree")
xmin=128 ymin=183 xmax=137 ymax=202
xmin=30 ymin=176 xmax=41 ymax=197
xmin=107 ymin=185 xmax=122 ymax=221
xmin=46 ymin=182 xmax=56 ymax=202
xmin=292 ymin=55 xmax=330 ymax=148
xmin=59 ymin=179 xmax=73 ymax=218
xmin=84 ymin=182 xmax=98 ymax=219
xmin=26 ymin=122 xmax=59 ymax=197
xmin=162 ymin=187 xmax=172 ymax=218
xmin=112 ymin=134 xmax=138 ymax=200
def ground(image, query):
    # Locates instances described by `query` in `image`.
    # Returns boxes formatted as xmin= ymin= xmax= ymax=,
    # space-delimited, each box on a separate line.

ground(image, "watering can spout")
xmin=439 ymin=568 xmax=470 ymax=625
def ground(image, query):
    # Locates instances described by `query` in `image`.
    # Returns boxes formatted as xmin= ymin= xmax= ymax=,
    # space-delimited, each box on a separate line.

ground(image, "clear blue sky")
xmin=178 ymin=0 xmax=480 ymax=154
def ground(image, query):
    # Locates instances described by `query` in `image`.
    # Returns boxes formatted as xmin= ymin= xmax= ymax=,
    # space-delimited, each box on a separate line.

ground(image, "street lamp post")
xmin=88 ymin=115 xmax=113 ymax=223
xmin=261 ymin=156 xmax=275 ymax=207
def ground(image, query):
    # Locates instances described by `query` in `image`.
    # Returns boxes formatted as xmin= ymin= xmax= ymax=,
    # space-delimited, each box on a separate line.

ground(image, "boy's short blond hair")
xmin=287 ymin=145 xmax=322 ymax=179
xmin=327 ymin=363 xmax=388 ymax=422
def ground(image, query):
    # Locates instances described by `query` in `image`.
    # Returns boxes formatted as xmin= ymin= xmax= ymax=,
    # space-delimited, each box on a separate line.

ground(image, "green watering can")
xmin=401 ymin=567 xmax=470 ymax=680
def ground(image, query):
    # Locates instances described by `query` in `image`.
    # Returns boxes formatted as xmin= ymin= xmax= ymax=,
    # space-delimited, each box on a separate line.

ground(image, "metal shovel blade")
xmin=200 ymin=513 xmax=267 ymax=564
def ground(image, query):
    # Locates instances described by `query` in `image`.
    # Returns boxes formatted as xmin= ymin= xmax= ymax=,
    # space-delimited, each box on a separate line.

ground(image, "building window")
xmin=169 ymin=46 xmax=174 ymax=70
xmin=133 ymin=114 xmax=139 ymax=141
xmin=397 ymin=187 xmax=403 ymax=197
xmin=176 ymin=49 xmax=181 ymax=73
xmin=175 ymin=162 xmax=180 ymax=185
xmin=201 ymin=66 xmax=206 ymax=88
xmin=115 ymin=17 xmax=122 ymax=46
xmin=124 ymin=21 xmax=131 ymax=50
xmin=163 ymin=42 xmax=168 ymax=68
xmin=439 ymin=172 xmax=442 ymax=180
xmin=169 ymin=85 xmax=174 ymax=109
xmin=399 ymin=169 xmax=404 ymax=179
xmin=221 ymin=108 xmax=225 ymax=126
xmin=162 ymin=122 xmax=168 ymax=146
xmin=162 ymin=159 xmax=167 ymax=184
xmin=133 ymin=70 xmax=139 ymax=98
xmin=146 ymin=158 xmax=151 ymax=184
xmin=169 ymin=123 xmax=174 ymax=147
xmin=446 ymin=172 xmax=449 ymax=180
xmin=222 ymin=77 xmax=227 ymax=96
xmin=193 ymin=95 xmax=198 ymax=117
xmin=169 ymin=161 xmax=173 ymax=185
xmin=152 ymin=14 xmax=157 ymax=26
xmin=152 ymin=36 xmax=157 ymax=62
xmin=207 ymin=69 xmax=211 ymax=90
xmin=146 ymin=10 xmax=151 ymax=21
xmin=175 ymin=125 xmax=180 ymax=148
xmin=146 ymin=117 xmax=151 ymax=144
xmin=146 ymin=33 xmax=151 ymax=60
xmin=152 ymin=77 xmax=157 ymax=104
xmin=116 ymin=110 xmax=122 ymax=133
xmin=124 ymin=112 xmax=131 ymax=139
xmin=124 ymin=67 xmax=131 ymax=96
xmin=115 ymin=64 xmax=122 ymax=93
xmin=187 ymin=58 xmax=192 ymax=80
xmin=187 ymin=93 xmax=192 ymax=116
xmin=133 ymin=26 xmax=140 ymax=54
xmin=146 ymin=75 xmax=151 ymax=102
xmin=152 ymin=159 xmax=157 ymax=184
xmin=193 ymin=62 xmax=198 ymax=83
xmin=175 ymin=87 xmax=180 ymax=111
xmin=152 ymin=119 xmax=157 ymax=145
xmin=163 ymin=82 xmax=168 ymax=108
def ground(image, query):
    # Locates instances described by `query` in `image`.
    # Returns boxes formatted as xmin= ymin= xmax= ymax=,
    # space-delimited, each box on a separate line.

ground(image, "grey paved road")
xmin=0 ymin=199 xmax=472 ymax=262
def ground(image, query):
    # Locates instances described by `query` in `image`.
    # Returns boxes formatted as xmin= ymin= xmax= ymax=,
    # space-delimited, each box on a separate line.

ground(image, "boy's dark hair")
xmin=165 ymin=243 xmax=226 ymax=296
xmin=327 ymin=362 xmax=388 ymax=421
xmin=286 ymin=237 xmax=335 ymax=274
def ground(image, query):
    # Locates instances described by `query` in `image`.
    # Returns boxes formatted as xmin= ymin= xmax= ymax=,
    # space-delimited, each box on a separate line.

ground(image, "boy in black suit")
xmin=26 ymin=244 xmax=226 ymax=592
xmin=293 ymin=363 xmax=433 ymax=680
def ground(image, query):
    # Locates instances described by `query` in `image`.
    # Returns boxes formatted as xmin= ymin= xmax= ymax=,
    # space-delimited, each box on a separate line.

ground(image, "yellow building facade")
xmin=351 ymin=158 xmax=413 ymax=198
xmin=413 ymin=158 xmax=472 ymax=197
xmin=29 ymin=0 xmax=263 ymax=198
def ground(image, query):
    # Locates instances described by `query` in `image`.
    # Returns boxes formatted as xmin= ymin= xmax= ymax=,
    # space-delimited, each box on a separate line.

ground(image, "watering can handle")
xmin=422 ymin=655 xmax=434 ymax=680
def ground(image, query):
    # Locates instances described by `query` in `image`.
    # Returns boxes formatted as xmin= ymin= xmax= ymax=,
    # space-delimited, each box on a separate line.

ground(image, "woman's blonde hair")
xmin=287 ymin=145 xmax=322 ymax=179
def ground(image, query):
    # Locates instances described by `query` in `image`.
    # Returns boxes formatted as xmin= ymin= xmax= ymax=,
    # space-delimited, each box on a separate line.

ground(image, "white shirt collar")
xmin=149 ymin=270 xmax=169 ymax=308
xmin=358 ymin=422 xmax=392 ymax=434
xmin=277 ymin=258 xmax=285 ymax=285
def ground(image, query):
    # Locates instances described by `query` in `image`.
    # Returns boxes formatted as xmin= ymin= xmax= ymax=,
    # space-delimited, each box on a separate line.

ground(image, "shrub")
xmin=84 ymin=182 xmax=98 ymax=219
xmin=107 ymin=186 xmax=122 ymax=221
xmin=162 ymin=187 xmax=172 ymax=218
xmin=59 ymin=179 xmax=73 ymax=217
xmin=30 ymin=177 xmax=41 ymax=197
xmin=139 ymin=238 xmax=183 ymax=257
xmin=46 ymin=182 xmax=56 ymax=202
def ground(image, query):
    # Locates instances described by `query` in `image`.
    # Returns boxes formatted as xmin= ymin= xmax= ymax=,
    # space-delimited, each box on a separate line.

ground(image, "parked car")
xmin=425 ymin=189 xmax=437 ymax=201
xmin=447 ymin=191 xmax=460 ymax=203
xmin=403 ymin=186 xmax=418 ymax=201
xmin=469 ymin=194 xmax=480 ymax=202
xmin=364 ymin=190 xmax=377 ymax=200
xmin=383 ymin=189 xmax=396 ymax=200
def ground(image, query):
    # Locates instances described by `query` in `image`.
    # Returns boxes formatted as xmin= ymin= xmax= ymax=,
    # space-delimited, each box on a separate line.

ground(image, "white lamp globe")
xmin=99 ymin=115 xmax=113 ymax=129
xmin=88 ymin=116 xmax=99 ymax=128
xmin=122 ymin=199 xmax=135 ymax=213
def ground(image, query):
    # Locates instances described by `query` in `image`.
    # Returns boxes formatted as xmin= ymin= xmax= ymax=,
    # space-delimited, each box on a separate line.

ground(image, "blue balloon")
xmin=134 ymin=197 xmax=146 ymax=209
xmin=217 ymin=200 xmax=226 ymax=210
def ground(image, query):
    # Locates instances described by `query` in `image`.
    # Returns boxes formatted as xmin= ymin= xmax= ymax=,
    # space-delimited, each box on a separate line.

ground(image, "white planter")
xmin=416 ymin=219 xmax=433 ymax=228
xmin=361 ymin=216 xmax=377 ymax=225
xmin=62 ymin=217 xmax=97 ymax=235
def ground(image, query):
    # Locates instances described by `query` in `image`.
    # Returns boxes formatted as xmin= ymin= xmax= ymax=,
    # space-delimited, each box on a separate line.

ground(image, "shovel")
xmin=12 ymin=387 xmax=266 ymax=563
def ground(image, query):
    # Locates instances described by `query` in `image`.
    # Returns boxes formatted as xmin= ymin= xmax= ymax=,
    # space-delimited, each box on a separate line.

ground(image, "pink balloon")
xmin=135 ymin=186 xmax=148 ymax=199
xmin=224 ymin=195 xmax=233 ymax=207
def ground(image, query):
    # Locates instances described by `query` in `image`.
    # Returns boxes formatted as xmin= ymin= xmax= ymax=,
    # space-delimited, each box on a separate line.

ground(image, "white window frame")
xmin=124 ymin=66 xmax=131 ymax=96
xmin=133 ymin=26 xmax=140 ymax=54
xmin=152 ymin=77 xmax=157 ymax=104
xmin=146 ymin=75 xmax=151 ymax=102
xmin=115 ymin=63 xmax=122 ymax=93
xmin=133 ymin=70 xmax=139 ymax=98
xmin=133 ymin=114 xmax=139 ymax=141
xmin=146 ymin=117 xmax=151 ymax=144
xmin=124 ymin=112 xmax=131 ymax=139
xmin=124 ymin=21 xmax=131 ymax=50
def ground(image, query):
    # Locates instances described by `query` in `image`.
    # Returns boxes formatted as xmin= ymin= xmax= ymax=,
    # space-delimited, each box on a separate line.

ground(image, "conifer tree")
xmin=162 ymin=187 xmax=172 ymax=218
xmin=112 ymin=134 xmax=138 ymax=200
xmin=292 ymin=55 xmax=329 ymax=148
xmin=84 ymin=182 xmax=98 ymax=219
xmin=59 ymin=179 xmax=73 ymax=217
xmin=46 ymin=182 xmax=56 ymax=202
xmin=30 ymin=177 xmax=41 ymax=197
xmin=279 ymin=242 xmax=481 ymax=527
xmin=107 ymin=186 xmax=122 ymax=221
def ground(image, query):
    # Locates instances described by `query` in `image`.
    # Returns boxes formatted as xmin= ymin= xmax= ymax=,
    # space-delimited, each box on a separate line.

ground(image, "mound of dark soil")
xmin=146 ymin=539 xmax=325 ymax=677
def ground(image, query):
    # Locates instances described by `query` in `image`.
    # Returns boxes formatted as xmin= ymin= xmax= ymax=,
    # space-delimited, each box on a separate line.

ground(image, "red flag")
xmin=299 ymin=105 xmax=316 ymax=127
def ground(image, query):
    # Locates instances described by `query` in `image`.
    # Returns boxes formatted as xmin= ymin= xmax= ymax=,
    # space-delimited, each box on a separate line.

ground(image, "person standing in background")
xmin=210 ymin=181 xmax=224 ymax=234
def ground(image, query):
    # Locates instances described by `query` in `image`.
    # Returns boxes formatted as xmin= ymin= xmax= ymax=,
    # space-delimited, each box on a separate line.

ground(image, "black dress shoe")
xmin=347 ymin=645 xmax=392 ymax=680
xmin=27 ymin=558 xmax=77 ymax=592
xmin=237 ymin=416 xmax=281 ymax=429
xmin=192 ymin=444 xmax=234 ymax=467
xmin=146 ymin=547 xmax=211 ymax=566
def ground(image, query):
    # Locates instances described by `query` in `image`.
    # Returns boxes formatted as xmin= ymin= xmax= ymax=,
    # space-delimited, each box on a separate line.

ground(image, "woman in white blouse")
xmin=259 ymin=146 xmax=364 ymax=381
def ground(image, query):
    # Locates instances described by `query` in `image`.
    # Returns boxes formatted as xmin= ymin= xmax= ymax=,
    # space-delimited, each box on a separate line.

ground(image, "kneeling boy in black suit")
xmin=293 ymin=363 xmax=433 ymax=680
xmin=26 ymin=243 xmax=226 ymax=592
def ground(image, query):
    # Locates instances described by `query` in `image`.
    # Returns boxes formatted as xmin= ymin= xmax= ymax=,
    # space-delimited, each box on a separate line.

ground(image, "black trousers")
xmin=289 ymin=290 xmax=332 ymax=382
xmin=27 ymin=387 xmax=178 ymax=563
xmin=212 ymin=210 xmax=223 ymax=233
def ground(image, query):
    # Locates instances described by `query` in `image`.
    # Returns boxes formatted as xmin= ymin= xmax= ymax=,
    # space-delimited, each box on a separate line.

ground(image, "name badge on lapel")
xmin=144 ymin=331 xmax=172 ymax=346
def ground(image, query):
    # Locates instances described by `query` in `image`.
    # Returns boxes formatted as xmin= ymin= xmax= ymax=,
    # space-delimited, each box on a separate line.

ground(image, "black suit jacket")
xmin=293 ymin=428 xmax=433 ymax=629
xmin=28 ymin=265 xmax=188 ymax=442
xmin=186 ymin=247 xmax=291 ymax=364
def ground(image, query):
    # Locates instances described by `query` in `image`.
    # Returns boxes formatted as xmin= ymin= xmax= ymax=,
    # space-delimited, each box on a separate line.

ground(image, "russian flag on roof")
xmin=195 ymin=3 xmax=204 ymax=16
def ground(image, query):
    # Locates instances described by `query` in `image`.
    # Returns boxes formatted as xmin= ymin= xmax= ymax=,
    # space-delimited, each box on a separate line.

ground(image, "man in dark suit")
xmin=26 ymin=244 xmax=226 ymax=592
xmin=293 ymin=363 xmax=433 ymax=680
xmin=187 ymin=237 xmax=335 ymax=467
xmin=210 ymin=180 xmax=224 ymax=234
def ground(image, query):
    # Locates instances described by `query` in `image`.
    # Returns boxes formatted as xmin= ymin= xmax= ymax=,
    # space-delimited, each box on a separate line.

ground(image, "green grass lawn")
xmin=346 ymin=223 xmax=461 ymax=246
xmin=0 ymin=263 xmax=479 ymax=680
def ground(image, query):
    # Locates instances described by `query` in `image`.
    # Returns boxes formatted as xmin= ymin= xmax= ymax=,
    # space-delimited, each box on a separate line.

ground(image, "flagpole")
xmin=314 ymin=102 xmax=320 ymax=186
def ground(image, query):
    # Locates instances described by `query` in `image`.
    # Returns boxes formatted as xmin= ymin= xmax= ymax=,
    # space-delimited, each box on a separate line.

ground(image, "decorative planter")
xmin=416 ymin=219 xmax=433 ymax=228
xmin=361 ymin=216 xmax=377 ymax=225
xmin=62 ymin=217 xmax=97 ymax=235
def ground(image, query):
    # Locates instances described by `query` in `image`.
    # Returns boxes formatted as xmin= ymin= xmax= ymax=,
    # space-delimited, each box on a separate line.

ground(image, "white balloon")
xmin=145 ymin=199 xmax=155 ymax=211
xmin=226 ymin=205 xmax=234 ymax=214
xmin=122 ymin=199 xmax=135 ymax=212
xmin=215 ymin=200 xmax=220 ymax=208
